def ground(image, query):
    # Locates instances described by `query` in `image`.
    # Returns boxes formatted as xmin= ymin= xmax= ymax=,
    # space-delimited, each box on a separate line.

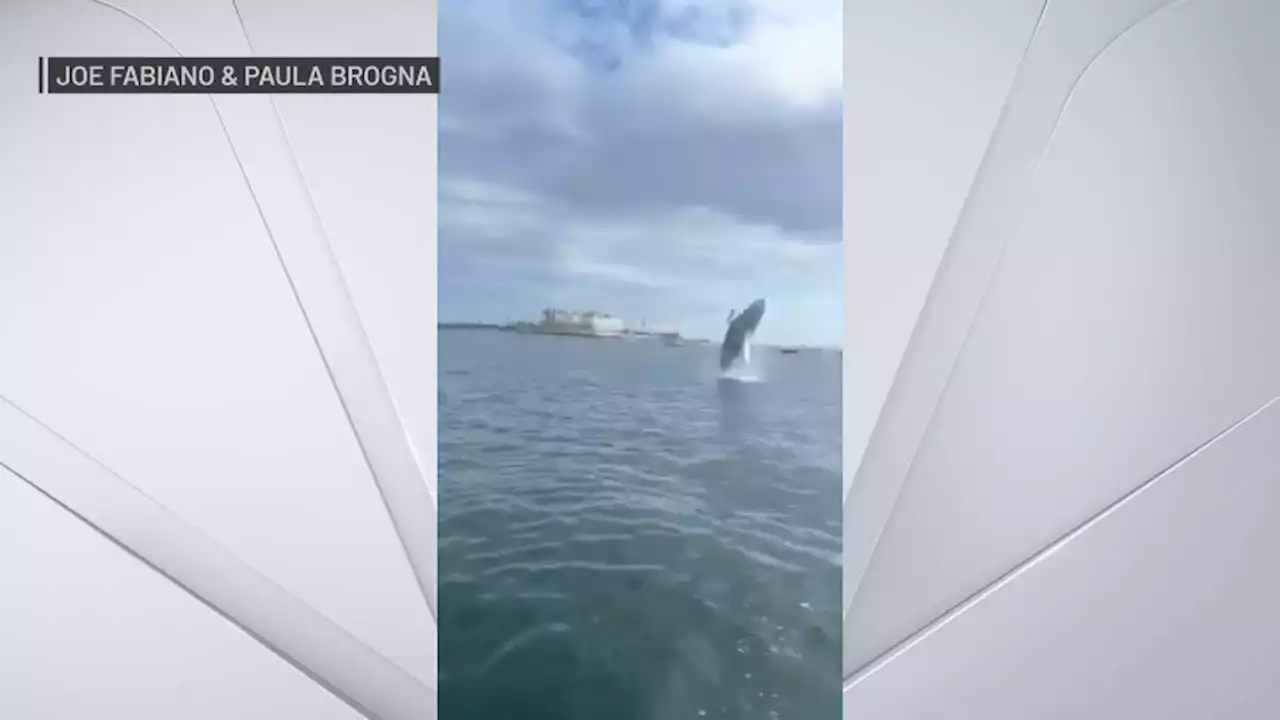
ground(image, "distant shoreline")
xmin=438 ymin=322 xmax=506 ymax=331
xmin=438 ymin=323 xmax=841 ymax=354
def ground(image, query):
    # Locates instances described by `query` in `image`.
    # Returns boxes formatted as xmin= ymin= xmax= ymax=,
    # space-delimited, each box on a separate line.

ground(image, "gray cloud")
xmin=439 ymin=0 xmax=843 ymax=346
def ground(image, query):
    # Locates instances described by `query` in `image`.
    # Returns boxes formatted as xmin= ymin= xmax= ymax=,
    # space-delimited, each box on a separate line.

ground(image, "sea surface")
xmin=438 ymin=330 xmax=842 ymax=719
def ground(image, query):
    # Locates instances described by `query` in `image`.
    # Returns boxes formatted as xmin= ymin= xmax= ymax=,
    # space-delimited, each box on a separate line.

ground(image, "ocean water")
xmin=438 ymin=330 xmax=842 ymax=719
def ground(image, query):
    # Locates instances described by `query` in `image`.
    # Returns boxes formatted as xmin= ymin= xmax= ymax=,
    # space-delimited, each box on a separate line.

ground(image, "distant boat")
xmin=780 ymin=347 xmax=800 ymax=355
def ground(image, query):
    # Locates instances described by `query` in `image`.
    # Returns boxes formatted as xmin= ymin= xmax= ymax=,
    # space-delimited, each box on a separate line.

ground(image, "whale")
xmin=719 ymin=298 xmax=766 ymax=371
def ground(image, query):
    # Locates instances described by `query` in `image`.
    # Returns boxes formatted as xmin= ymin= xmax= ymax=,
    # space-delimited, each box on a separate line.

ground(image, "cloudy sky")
xmin=438 ymin=0 xmax=843 ymax=346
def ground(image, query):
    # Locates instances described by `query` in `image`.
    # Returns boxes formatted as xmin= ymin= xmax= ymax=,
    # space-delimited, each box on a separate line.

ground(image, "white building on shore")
xmin=536 ymin=308 xmax=626 ymax=337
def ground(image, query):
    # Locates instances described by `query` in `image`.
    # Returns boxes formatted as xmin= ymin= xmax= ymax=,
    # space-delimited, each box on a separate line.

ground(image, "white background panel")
xmin=844 ymin=0 xmax=1044 ymax=500
xmin=845 ymin=0 xmax=1280 ymax=673
xmin=844 ymin=398 xmax=1280 ymax=719
xmin=0 ymin=470 xmax=363 ymax=720
xmin=0 ymin=0 xmax=436 ymax=691
xmin=842 ymin=0 xmax=1191 ymax=635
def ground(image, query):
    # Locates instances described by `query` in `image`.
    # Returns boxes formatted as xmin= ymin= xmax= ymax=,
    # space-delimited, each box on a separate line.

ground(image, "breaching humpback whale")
xmin=719 ymin=298 xmax=766 ymax=370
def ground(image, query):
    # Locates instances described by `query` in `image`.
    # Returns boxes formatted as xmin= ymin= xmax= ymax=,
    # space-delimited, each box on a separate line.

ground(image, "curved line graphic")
xmin=844 ymin=0 xmax=1197 ymax=683
xmin=6 ymin=0 xmax=439 ymax=717
xmin=83 ymin=0 xmax=439 ymax=624
xmin=0 ymin=397 xmax=433 ymax=720
xmin=224 ymin=0 xmax=438 ymax=506
xmin=845 ymin=390 xmax=1280 ymax=691
xmin=842 ymin=0 xmax=1051 ymax=624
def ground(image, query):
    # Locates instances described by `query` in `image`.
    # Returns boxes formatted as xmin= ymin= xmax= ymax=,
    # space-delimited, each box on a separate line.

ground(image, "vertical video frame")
xmin=436 ymin=1 xmax=845 ymax=717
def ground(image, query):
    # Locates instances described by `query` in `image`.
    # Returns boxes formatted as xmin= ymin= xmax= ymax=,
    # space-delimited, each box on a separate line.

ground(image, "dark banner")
xmin=40 ymin=57 xmax=439 ymax=94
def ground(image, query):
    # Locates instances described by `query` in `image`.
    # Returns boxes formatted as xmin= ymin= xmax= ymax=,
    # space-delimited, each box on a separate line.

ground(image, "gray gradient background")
xmin=1 ymin=1 xmax=438 ymax=717
xmin=845 ymin=0 xmax=1280 ymax=717
xmin=16 ymin=0 xmax=1279 ymax=717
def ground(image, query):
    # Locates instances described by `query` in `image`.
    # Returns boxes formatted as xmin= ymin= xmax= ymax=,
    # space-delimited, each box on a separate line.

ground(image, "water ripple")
xmin=440 ymin=332 xmax=841 ymax=719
